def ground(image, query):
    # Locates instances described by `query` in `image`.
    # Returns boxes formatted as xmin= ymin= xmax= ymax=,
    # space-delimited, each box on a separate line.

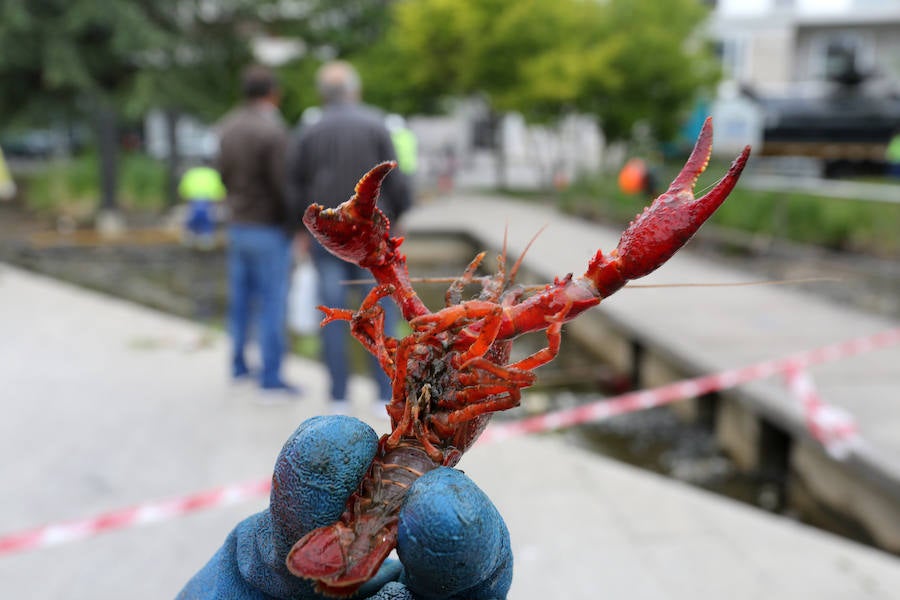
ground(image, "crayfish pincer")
xmin=287 ymin=117 xmax=750 ymax=596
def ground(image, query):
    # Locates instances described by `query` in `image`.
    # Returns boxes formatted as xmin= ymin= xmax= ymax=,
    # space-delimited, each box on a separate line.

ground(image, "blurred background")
xmin=1 ymin=1 xmax=899 ymax=598
xmin=2 ymin=0 xmax=900 ymax=228
xmin=1 ymin=0 xmax=899 ymax=274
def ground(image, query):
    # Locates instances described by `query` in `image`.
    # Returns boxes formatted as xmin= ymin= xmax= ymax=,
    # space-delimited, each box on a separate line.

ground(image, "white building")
xmin=711 ymin=0 xmax=900 ymax=91
xmin=708 ymin=0 xmax=900 ymax=166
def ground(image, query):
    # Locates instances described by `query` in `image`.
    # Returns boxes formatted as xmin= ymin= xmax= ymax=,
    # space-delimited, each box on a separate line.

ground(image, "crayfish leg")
xmin=445 ymin=390 xmax=522 ymax=425
xmin=348 ymin=284 xmax=399 ymax=378
xmin=409 ymin=300 xmax=500 ymax=335
xmin=386 ymin=381 xmax=430 ymax=449
xmin=507 ymin=225 xmax=547 ymax=287
xmin=505 ymin=300 xmax=569 ymax=372
xmin=359 ymin=283 xmax=396 ymax=311
xmin=413 ymin=419 xmax=445 ymax=463
xmin=446 ymin=252 xmax=486 ymax=306
xmin=319 ymin=306 xmax=354 ymax=326
xmin=459 ymin=357 xmax=536 ymax=386
xmin=384 ymin=336 xmax=423 ymax=437
xmin=453 ymin=384 xmax=525 ymax=403
xmin=454 ymin=305 xmax=503 ymax=366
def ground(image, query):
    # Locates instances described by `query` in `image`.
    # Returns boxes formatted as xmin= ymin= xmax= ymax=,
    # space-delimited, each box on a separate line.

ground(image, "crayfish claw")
xmin=691 ymin=144 xmax=751 ymax=225
xmin=354 ymin=161 xmax=396 ymax=219
xmin=668 ymin=116 xmax=714 ymax=193
xmin=585 ymin=118 xmax=750 ymax=297
xmin=302 ymin=161 xmax=400 ymax=268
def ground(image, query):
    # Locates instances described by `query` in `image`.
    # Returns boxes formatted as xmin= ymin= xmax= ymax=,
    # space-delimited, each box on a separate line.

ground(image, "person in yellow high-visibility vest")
xmin=179 ymin=164 xmax=226 ymax=248
xmin=385 ymin=113 xmax=418 ymax=176
xmin=887 ymin=130 xmax=900 ymax=179
xmin=0 ymin=146 xmax=16 ymax=201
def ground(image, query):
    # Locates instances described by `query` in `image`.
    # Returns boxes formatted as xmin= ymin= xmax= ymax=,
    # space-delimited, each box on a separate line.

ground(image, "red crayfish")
xmin=286 ymin=118 xmax=751 ymax=596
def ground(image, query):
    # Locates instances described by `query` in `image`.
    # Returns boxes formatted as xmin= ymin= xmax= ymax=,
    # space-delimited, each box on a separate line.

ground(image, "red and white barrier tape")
xmin=0 ymin=478 xmax=270 ymax=557
xmin=2 ymin=326 xmax=898 ymax=556
xmin=479 ymin=326 xmax=900 ymax=444
xmin=784 ymin=366 xmax=859 ymax=459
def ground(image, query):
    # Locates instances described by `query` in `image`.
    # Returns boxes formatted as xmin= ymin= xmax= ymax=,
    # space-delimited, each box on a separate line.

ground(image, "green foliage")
xmin=590 ymin=0 xmax=720 ymax=140
xmin=560 ymin=164 xmax=900 ymax=256
xmin=125 ymin=3 xmax=264 ymax=121
xmin=0 ymin=1 xmax=157 ymax=124
xmin=272 ymin=0 xmax=400 ymax=123
xmin=358 ymin=0 xmax=717 ymax=139
xmin=0 ymin=0 xmax=277 ymax=211
xmin=21 ymin=153 xmax=166 ymax=216
xmin=276 ymin=57 xmax=323 ymax=126
xmin=119 ymin=152 xmax=167 ymax=209
xmin=274 ymin=0 xmax=396 ymax=58
xmin=0 ymin=0 xmax=273 ymax=125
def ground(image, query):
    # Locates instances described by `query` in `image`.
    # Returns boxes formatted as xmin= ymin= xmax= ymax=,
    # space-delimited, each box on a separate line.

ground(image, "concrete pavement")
xmin=2 ymin=259 xmax=899 ymax=598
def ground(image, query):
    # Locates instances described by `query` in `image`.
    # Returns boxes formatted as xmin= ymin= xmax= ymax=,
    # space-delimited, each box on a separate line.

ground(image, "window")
xmin=715 ymin=36 xmax=749 ymax=80
xmin=810 ymin=32 xmax=875 ymax=82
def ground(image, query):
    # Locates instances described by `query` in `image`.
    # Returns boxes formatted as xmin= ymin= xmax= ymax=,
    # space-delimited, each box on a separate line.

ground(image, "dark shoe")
xmin=231 ymin=372 xmax=255 ymax=387
xmin=255 ymin=382 xmax=303 ymax=406
xmin=260 ymin=380 xmax=303 ymax=394
xmin=232 ymin=364 xmax=253 ymax=380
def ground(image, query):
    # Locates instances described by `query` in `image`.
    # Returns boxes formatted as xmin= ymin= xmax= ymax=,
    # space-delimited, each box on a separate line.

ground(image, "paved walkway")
xmin=742 ymin=174 xmax=900 ymax=205
xmin=2 ymin=257 xmax=899 ymax=598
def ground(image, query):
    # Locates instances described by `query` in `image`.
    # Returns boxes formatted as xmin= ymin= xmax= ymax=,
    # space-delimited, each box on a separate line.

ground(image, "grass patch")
xmin=19 ymin=152 xmax=167 ymax=219
xmin=558 ymin=161 xmax=900 ymax=257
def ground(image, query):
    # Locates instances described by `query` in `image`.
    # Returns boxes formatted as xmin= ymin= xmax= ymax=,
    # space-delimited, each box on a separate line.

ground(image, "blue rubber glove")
xmin=177 ymin=415 xmax=513 ymax=600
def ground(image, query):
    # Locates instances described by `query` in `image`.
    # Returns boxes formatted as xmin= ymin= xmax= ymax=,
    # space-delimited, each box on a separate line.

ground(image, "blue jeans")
xmin=312 ymin=246 xmax=395 ymax=402
xmin=186 ymin=200 xmax=216 ymax=237
xmin=227 ymin=225 xmax=291 ymax=387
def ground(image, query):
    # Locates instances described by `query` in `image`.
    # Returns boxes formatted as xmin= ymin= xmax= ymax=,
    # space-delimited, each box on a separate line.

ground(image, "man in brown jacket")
xmin=218 ymin=65 xmax=299 ymax=395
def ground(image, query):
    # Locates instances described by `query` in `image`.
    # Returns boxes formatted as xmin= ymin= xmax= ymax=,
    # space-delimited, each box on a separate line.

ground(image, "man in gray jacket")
xmin=218 ymin=65 xmax=299 ymax=396
xmin=287 ymin=60 xmax=412 ymax=414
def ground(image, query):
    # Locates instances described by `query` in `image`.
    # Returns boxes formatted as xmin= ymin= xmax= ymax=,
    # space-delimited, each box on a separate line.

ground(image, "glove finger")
xmin=236 ymin=415 xmax=379 ymax=597
xmin=179 ymin=417 xmax=378 ymax=599
xmin=269 ymin=415 xmax=379 ymax=558
xmin=397 ymin=468 xmax=513 ymax=600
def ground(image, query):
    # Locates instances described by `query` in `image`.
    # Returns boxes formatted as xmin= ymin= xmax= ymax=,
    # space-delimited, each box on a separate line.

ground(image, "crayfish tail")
xmin=286 ymin=524 xmax=347 ymax=580
xmin=286 ymin=521 xmax=397 ymax=598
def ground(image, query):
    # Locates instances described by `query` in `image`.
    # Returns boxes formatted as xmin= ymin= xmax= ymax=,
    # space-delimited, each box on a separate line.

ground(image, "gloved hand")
xmin=178 ymin=415 xmax=513 ymax=600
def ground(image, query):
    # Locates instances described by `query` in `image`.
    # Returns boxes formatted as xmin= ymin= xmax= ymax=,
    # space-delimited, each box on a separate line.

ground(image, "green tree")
xmin=0 ymin=0 xmax=266 ymax=215
xmin=275 ymin=56 xmax=322 ymax=126
xmin=272 ymin=1 xmax=398 ymax=124
xmin=0 ymin=0 xmax=169 ymax=213
xmin=127 ymin=5 xmax=258 ymax=207
xmin=273 ymin=0 xmax=395 ymax=58
xmin=359 ymin=0 xmax=717 ymax=141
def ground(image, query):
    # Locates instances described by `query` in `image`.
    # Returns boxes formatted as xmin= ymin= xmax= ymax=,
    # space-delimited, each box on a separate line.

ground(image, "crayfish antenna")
xmin=509 ymin=224 xmax=548 ymax=287
xmin=499 ymin=224 xmax=509 ymax=278
xmin=446 ymin=251 xmax=487 ymax=306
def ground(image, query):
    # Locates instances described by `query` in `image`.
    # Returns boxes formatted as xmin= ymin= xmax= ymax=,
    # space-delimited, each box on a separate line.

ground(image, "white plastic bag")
xmin=288 ymin=260 xmax=320 ymax=334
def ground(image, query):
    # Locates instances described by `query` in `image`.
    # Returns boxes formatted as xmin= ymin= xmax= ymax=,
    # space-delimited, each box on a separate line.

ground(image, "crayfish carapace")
xmin=286 ymin=117 xmax=751 ymax=596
